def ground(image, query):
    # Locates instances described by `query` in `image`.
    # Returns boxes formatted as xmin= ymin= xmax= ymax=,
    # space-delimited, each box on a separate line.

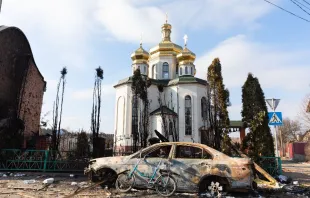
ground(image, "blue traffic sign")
xmin=268 ymin=112 xmax=283 ymax=126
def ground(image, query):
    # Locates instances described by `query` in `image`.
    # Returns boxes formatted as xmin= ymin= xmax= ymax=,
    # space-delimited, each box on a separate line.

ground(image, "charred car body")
xmin=84 ymin=142 xmax=255 ymax=193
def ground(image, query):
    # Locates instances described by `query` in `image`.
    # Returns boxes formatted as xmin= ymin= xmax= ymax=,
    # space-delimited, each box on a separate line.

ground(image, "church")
xmin=113 ymin=19 xmax=210 ymax=153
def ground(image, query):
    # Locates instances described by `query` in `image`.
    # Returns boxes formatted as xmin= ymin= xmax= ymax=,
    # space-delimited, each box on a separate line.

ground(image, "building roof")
xmin=114 ymin=75 xmax=208 ymax=88
xmin=0 ymin=25 xmax=45 ymax=84
xmin=150 ymin=106 xmax=178 ymax=116
xmin=168 ymin=76 xmax=208 ymax=86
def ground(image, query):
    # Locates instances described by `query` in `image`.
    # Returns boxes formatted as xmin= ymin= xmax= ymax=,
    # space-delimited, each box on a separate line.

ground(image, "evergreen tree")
xmin=207 ymin=58 xmax=231 ymax=153
xmin=241 ymin=73 xmax=275 ymax=163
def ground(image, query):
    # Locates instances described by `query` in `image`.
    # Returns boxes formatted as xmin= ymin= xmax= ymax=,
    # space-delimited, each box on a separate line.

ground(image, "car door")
xmin=133 ymin=144 xmax=173 ymax=187
xmin=170 ymin=144 xmax=213 ymax=192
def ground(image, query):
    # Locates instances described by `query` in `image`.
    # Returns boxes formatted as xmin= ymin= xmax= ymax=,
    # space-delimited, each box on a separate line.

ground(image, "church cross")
xmin=183 ymin=34 xmax=188 ymax=47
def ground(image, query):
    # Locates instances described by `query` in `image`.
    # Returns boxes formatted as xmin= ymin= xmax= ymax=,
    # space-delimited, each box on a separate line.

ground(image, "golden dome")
xmin=149 ymin=19 xmax=183 ymax=56
xmin=149 ymin=42 xmax=183 ymax=56
xmin=176 ymin=47 xmax=196 ymax=65
xmin=131 ymin=44 xmax=149 ymax=64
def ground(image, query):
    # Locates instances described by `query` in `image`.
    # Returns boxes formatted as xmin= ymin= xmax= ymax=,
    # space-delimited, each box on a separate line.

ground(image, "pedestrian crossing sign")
xmin=268 ymin=112 xmax=283 ymax=126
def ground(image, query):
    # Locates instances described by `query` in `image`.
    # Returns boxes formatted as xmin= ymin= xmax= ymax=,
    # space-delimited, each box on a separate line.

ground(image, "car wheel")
xmin=199 ymin=178 xmax=227 ymax=197
xmin=92 ymin=168 xmax=117 ymax=188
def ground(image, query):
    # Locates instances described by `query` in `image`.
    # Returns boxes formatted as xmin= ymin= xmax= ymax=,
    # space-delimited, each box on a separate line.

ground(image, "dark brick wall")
xmin=18 ymin=59 xmax=45 ymax=136
xmin=0 ymin=26 xmax=45 ymax=140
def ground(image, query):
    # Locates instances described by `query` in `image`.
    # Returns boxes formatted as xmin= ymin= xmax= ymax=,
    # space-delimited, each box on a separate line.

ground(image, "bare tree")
xmin=157 ymin=84 xmax=169 ymax=139
xmin=131 ymin=69 xmax=151 ymax=150
xmin=156 ymin=87 xmax=178 ymax=141
xmin=278 ymin=118 xmax=302 ymax=143
xmin=91 ymin=67 xmax=104 ymax=158
xmin=298 ymin=93 xmax=310 ymax=131
xmin=51 ymin=67 xmax=67 ymax=157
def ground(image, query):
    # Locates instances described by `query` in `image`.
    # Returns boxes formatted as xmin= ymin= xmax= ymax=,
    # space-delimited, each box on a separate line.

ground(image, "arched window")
xmin=201 ymin=97 xmax=207 ymax=120
xmin=185 ymin=67 xmax=188 ymax=75
xmin=185 ymin=95 xmax=192 ymax=135
xmin=163 ymin=62 xmax=169 ymax=79
xmin=132 ymin=95 xmax=139 ymax=138
xmin=191 ymin=67 xmax=193 ymax=75
xmin=152 ymin=65 xmax=156 ymax=78
xmin=176 ymin=64 xmax=179 ymax=75
xmin=180 ymin=68 xmax=183 ymax=75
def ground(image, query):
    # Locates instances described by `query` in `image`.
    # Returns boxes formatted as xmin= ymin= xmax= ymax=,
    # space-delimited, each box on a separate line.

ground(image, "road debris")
xmin=43 ymin=178 xmax=54 ymax=184
xmin=23 ymin=179 xmax=36 ymax=184
xmin=71 ymin=182 xmax=78 ymax=186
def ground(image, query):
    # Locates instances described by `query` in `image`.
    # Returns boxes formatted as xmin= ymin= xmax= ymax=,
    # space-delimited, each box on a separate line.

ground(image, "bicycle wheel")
xmin=155 ymin=174 xmax=177 ymax=197
xmin=115 ymin=172 xmax=135 ymax=193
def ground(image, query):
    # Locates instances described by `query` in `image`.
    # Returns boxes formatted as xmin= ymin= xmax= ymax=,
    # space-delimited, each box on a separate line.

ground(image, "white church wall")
xmin=175 ymin=84 xmax=208 ymax=143
xmin=148 ymin=84 xmax=160 ymax=113
xmin=114 ymin=83 xmax=132 ymax=148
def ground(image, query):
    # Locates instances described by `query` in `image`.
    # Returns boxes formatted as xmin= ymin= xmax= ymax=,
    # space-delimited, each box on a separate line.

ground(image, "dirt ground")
xmin=0 ymin=160 xmax=309 ymax=198
xmin=282 ymin=160 xmax=310 ymax=186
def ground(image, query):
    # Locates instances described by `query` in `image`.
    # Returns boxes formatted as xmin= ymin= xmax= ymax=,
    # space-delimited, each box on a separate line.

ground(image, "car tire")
xmin=199 ymin=178 xmax=227 ymax=197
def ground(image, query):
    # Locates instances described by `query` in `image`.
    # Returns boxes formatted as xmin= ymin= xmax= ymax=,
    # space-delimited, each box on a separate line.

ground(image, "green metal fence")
xmin=0 ymin=149 xmax=87 ymax=172
xmin=260 ymin=156 xmax=282 ymax=176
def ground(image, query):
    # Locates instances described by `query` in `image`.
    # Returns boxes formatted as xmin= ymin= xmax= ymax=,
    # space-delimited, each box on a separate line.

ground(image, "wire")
xmin=262 ymin=0 xmax=310 ymax=22
xmin=290 ymin=0 xmax=310 ymax=15
xmin=293 ymin=0 xmax=310 ymax=10
xmin=302 ymin=0 xmax=310 ymax=6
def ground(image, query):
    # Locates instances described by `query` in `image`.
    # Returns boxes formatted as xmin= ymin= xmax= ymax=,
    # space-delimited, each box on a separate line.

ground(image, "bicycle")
xmin=115 ymin=153 xmax=177 ymax=197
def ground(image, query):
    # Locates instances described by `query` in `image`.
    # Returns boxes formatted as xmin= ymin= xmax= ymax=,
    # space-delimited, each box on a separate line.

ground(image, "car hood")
xmin=90 ymin=156 xmax=130 ymax=171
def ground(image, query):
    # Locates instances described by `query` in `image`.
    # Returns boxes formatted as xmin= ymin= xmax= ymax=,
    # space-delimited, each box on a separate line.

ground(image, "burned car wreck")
xmin=84 ymin=142 xmax=255 ymax=193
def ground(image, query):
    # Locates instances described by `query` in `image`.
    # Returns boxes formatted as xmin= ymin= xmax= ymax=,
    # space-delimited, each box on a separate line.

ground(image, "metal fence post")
xmin=43 ymin=150 xmax=49 ymax=172
xmin=278 ymin=157 xmax=282 ymax=175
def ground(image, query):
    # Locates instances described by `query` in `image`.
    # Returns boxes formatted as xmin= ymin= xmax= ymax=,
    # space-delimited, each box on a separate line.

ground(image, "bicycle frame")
xmin=128 ymin=156 xmax=164 ymax=185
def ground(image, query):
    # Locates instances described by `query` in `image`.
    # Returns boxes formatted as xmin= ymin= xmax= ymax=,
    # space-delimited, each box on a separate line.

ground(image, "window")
xmin=176 ymin=146 xmax=212 ymax=159
xmin=141 ymin=66 xmax=144 ymax=73
xmin=176 ymin=64 xmax=179 ymax=75
xmin=169 ymin=121 xmax=173 ymax=135
xmin=185 ymin=95 xmax=192 ymax=135
xmin=132 ymin=95 xmax=139 ymax=138
xmin=163 ymin=62 xmax=169 ymax=79
xmin=201 ymin=97 xmax=207 ymax=120
xmin=191 ymin=67 xmax=193 ymax=75
xmin=180 ymin=68 xmax=183 ymax=75
xmin=152 ymin=65 xmax=156 ymax=78
xmin=185 ymin=67 xmax=188 ymax=75
xmin=141 ymin=145 xmax=172 ymax=158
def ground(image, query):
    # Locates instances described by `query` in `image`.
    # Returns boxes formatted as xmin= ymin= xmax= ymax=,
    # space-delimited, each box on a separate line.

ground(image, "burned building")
xmin=0 ymin=26 xmax=46 ymax=148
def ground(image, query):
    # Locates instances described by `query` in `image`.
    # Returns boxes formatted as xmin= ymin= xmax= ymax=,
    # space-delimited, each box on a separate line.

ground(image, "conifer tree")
xmin=207 ymin=58 xmax=231 ymax=152
xmin=241 ymin=73 xmax=275 ymax=163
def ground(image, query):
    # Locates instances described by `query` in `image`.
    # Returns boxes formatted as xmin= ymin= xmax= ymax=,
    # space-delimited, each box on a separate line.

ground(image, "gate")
xmin=260 ymin=156 xmax=282 ymax=176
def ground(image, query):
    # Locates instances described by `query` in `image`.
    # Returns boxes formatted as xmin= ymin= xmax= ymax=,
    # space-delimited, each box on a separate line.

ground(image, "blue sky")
xmin=1 ymin=0 xmax=310 ymax=134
